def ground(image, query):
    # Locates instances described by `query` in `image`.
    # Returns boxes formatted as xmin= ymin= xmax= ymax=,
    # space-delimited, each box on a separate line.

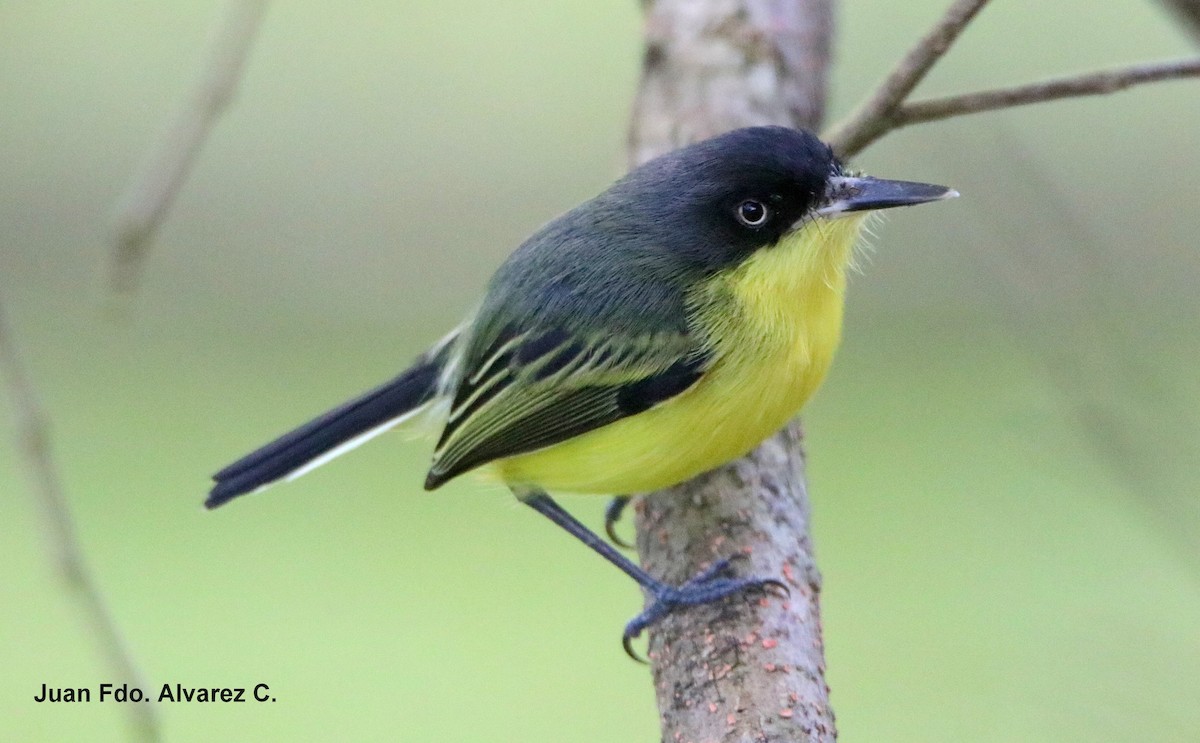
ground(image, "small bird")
xmin=207 ymin=126 xmax=955 ymax=652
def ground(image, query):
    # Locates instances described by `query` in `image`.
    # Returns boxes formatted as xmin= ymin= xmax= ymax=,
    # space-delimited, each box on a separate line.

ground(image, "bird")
xmin=206 ymin=125 xmax=955 ymax=653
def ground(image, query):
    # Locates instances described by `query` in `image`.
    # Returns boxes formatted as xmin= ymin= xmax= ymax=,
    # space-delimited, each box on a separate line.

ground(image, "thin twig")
xmin=860 ymin=58 xmax=1200 ymax=155
xmin=824 ymin=0 xmax=993 ymax=157
xmin=109 ymin=0 xmax=269 ymax=298
xmin=0 ymin=295 xmax=159 ymax=742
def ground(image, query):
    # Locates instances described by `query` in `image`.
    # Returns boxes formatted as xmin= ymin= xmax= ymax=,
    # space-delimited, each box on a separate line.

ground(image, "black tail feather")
xmin=207 ymin=351 xmax=446 ymax=509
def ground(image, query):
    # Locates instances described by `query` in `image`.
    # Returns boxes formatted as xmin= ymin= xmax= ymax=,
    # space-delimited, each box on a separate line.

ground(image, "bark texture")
xmin=626 ymin=1 xmax=837 ymax=741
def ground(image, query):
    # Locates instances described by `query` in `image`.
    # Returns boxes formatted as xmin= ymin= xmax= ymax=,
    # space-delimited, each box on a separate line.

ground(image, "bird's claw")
xmin=621 ymin=557 xmax=788 ymax=662
xmin=604 ymin=495 xmax=634 ymax=549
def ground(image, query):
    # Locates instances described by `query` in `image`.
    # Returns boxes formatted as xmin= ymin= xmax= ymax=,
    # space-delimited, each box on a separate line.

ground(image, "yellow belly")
xmin=490 ymin=216 xmax=864 ymax=495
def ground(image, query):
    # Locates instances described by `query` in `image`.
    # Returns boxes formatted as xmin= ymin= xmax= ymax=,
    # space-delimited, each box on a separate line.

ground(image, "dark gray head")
xmin=603 ymin=126 xmax=955 ymax=272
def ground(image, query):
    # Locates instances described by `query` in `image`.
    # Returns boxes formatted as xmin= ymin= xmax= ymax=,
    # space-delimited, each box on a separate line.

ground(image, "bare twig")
xmin=629 ymin=1 xmax=837 ymax=740
xmin=0 ymin=296 xmax=159 ymax=743
xmin=843 ymin=58 xmax=1200 ymax=157
xmin=109 ymin=0 xmax=268 ymax=297
xmin=824 ymin=0 xmax=993 ymax=157
xmin=823 ymin=0 xmax=1200 ymax=161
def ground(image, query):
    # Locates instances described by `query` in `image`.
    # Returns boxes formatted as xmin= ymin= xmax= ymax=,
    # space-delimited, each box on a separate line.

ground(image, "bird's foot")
xmin=621 ymin=557 xmax=787 ymax=661
xmin=604 ymin=495 xmax=633 ymax=548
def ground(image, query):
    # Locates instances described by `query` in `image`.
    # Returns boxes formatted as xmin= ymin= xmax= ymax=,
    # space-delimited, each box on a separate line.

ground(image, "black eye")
xmin=735 ymin=199 xmax=770 ymax=227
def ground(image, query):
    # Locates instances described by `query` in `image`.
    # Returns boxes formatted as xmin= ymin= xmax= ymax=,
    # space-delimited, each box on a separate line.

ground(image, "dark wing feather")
xmin=423 ymin=178 xmax=718 ymax=490
xmin=424 ymin=328 xmax=707 ymax=489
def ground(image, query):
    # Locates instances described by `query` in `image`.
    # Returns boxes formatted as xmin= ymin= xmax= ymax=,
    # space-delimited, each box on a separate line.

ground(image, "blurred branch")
xmin=109 ymin=0 xmax=268 ymax=299
xmin=629 ymin=0 xmax=837 ymax=740
xmin=1159 ymin=0 xmax=1200 ymax=41
xmin=825 ymin=0 xmax=993 ymax=158
xmin=950 ymin=124 xmax=1200 ymax=564
xmin=836 ymin=58 xmax=1200 ymax=157
xmin=0 ymin=295 xmax=159 ymax=743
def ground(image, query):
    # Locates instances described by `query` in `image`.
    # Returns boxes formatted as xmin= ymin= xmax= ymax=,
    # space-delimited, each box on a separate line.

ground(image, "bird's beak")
xmin=815 ymin=176 xmax=958 ymax=218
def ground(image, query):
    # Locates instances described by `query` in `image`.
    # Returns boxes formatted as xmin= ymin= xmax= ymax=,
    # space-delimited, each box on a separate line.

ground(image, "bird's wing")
xmin=424 ymin=324 xmax=709 ymax=488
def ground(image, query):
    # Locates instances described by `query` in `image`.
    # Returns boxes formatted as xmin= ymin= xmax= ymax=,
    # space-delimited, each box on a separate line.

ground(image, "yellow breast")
xmin=492 ymin=216 xmax=865 ymax=495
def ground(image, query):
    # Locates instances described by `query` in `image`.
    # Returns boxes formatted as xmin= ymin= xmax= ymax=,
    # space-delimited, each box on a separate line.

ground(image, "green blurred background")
xmin=2 ymin=1 xmax=1198 ymax=740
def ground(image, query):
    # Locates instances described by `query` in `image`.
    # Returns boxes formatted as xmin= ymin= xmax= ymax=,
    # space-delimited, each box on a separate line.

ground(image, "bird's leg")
xmin=520 ymin=490 xmax=786 ymax=660
xmin=604 ymin=495 xmax=633 ymax=548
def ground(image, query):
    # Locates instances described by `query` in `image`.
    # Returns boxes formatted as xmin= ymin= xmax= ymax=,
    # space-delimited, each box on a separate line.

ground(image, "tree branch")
xmin=844 ymin=57 xmax=1200 ymax=158
xmin=0 ymin=295 xmax=159 ymax=743
xmin=824 ymin=0 xmax=992 ymax=158
xmin=109 ymin=0 xmax=268 ymax=298
xmin=823 ymin=0 xmax=1200 ymax=160
xmin=627 ymin=1 xmax=837 ymax=740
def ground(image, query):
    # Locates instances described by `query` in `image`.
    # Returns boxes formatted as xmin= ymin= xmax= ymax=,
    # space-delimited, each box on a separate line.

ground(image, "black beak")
xmin=816 ymin=176 xmax=958 ymax=217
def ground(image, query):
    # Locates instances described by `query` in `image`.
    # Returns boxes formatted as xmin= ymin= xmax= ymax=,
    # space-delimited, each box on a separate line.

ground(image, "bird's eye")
xmin=735 ymin=199 xmax=770 ymax=227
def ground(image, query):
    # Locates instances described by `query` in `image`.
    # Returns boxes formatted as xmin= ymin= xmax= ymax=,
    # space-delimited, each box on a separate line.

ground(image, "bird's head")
xmin=617 ymin=126 xmax=957 ymax=272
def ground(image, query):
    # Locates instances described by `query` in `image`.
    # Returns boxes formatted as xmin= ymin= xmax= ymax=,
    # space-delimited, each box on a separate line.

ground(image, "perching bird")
xmin=207 ymin=126 xmax=955 ymax=652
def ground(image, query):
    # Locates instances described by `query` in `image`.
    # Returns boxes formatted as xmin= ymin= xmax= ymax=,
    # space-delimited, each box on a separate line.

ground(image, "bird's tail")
xmin=206 ymin=337 xmax=457 ymax=509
